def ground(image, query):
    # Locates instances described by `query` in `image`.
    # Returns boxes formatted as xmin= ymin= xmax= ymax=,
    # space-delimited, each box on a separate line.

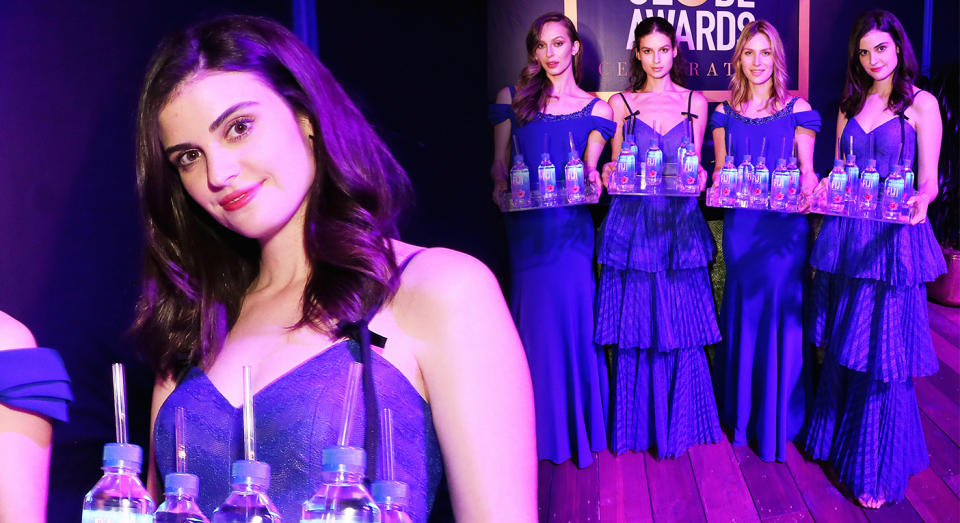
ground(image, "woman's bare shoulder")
xmin=0 ymin=311 xmax=37 ymax=351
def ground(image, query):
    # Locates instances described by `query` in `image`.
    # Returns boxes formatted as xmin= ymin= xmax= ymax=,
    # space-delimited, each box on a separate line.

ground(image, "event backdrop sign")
xmin=488 ymin=0 xmax=808 ymax=103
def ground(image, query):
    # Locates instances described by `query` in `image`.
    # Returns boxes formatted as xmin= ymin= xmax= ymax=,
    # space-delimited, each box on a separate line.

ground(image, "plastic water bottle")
xmin=644 ymin=139 xmax=663 ymax=188
xmin=826 ymin=159 xmax=847 ymax=212
xmin=844 ymin=152 xmax=860 ymax=203
xmin=614 ymin=141 xmax=636 ymax=193
xmin=881 ymin=164 xmax=906 ymax=221
xmin=902 ymin=163 xmax=915 ymax=197
xmin=718 ymin=155 xmax=739 ymax=207
xmin=508 ymin=138 xmax=530 ymax=208
xmin=302 ymin=446 xmax=380 ymax=522
xmin=680 ymin=143 xmax=699 ymax=193
xmin=155 ymin=473 xmax=209 ymax=522
xmin=770 ymin=158 xmax=790 ymax=211
xmin=676 ymin=137 xmax=689 ymax=173
xmin=858 ymin=159 xmax=880 ymax=212
xmin=563 ymin=132 xmax=585 ymax=204
xmin=750 ymin=156 xmax=770 ymax=208
xmin=538 ymin=152 xmax=558 ymax=206
xmin=786 ymin=155 xmax=801 ymax=207
xmin=736 ymin=155 xmax=753 ymax=208
xmin=371 ymin=481 xmax=412 ymax=523
xmin=211 ymin=461 xmax=281 ymax=523
xmin=82 ymin=443 xmax=155 ymax=522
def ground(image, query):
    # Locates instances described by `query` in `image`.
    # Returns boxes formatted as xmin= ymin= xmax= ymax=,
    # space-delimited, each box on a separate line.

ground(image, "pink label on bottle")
xmin=570 ymin=185 xmax=580 ymax=193
xmin=545 ymin=184 xmax=555 ymax=193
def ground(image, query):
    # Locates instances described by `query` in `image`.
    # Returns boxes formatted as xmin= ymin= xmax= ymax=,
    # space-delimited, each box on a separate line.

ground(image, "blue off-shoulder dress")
xmin=489 ymin=90 xmax=615 ymax=467
xmin=154 ymin=339 xmax=443 ymax=522
xmin=595 ymin=106 xmax=722 ymax=458
xmin=709 ymin=98 xmax=821 ymax=462
xmin=805 ymin=115 xmax=946 ymax=502
xmin=0 ymin=348 xmax=72 ymax=423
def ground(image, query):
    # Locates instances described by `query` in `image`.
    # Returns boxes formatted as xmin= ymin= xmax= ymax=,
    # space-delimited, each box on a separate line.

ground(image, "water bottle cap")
xmin=540 ymin=152 xmax=550 ymax=160
xmin=685 ymin=143 xmax=695 ymax=152
xmin=231 ymin=459 xmax=271 ymax=488
xmin=867 ymin=158 xmax=877 ymax=168
xmin=757 ymin=156 xmax=766 ymax=163
xmin=725 ymin=155 xmax=734 ymax=163
xmin=371 ymin=479 xmax=409 ymax=504
xmin=776 ymin=158 xmax=786 ymax=167
xmin=103 ymin=442 xmax=142 ymax=470
xmin=847 ymin=153 xmax=856 ymax=161
xmin=621 ymin=141 xmax=631 ymax=151
xmin=833 ymin=159 xmax=844 ymax=168
xmin=648 ymin=139 xmax=657 ymax=146
xmin=789 ymin=156 xmax=797 ymax=164
xmin=164 ymin=472 xmax=199 ymax=496
xmin=742 ymin=154 xmax=751 ymax=162
xmin=321 ymin=446 xmax=366 ymax=473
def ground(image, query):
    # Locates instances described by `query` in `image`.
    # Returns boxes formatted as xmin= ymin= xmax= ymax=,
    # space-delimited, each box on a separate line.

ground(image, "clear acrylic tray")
xmin=497 ymin=182 xmax=601 ymax=212
xmin=705 ymin=186 xmax=805 ymax=214
xmin=607 ymin=163 xmax=702 ymax=197
xmin=807 ymin=188 xmax=913 ymax=224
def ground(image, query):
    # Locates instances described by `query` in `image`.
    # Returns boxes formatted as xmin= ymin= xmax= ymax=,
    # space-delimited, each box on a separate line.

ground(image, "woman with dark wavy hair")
xmin=594 ymin=16 xmax=721 ymax=459
xmin=137 ymin=15 xmax=536 ymax=521
xmin=805 ymin=9 xmax=945 ymax=508
xmin=489 ymin=12 xmax=614 ymax=468
xmin=709 ymin=20 xmax=821 ymax=464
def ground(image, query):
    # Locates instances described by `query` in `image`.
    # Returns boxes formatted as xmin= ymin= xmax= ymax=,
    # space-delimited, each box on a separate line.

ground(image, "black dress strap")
xmin=679 ymin=90 xmax=699 ymax=146
xmin=340 ymin=248 xmax=428 ymax=480
xmin=619 ymin=92 xmax=639 ymax=135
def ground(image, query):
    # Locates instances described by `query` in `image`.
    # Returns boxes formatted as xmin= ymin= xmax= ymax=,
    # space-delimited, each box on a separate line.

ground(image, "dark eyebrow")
xmin=162 ymin=101 xmax=259 ymax=157
xmin=209 ymin=101 xmax=258 ymax=132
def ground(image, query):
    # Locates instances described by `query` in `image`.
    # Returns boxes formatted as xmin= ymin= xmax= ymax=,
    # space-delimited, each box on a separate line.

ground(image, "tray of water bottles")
xmin=706 ymin=154 xmax=807 ymax=213
xmin=498 ymin=131 xmax=601 ymax=212
xmin=807 ymin=158 xmax=914 ymax=224
xmin=607 ymin=140 xmax=702 ymax=196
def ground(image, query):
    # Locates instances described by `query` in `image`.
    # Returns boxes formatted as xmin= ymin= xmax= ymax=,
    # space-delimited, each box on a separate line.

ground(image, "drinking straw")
xmin=175 ymin=406 xmax=187 ymax=473
xmin=338 ymin=362 xmax=364 ymax=447
xmin=379 ymin=408 xmax=395 ymax=481
xmin=111 ymin=363 xmax=128 ymax=444
xmin=242 ymin=366 xmax=256 ymax=461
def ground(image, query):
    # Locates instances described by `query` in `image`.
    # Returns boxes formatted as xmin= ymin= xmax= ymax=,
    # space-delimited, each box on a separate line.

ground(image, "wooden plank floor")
xmin=539 ymin=301 xmax=960 ymax=522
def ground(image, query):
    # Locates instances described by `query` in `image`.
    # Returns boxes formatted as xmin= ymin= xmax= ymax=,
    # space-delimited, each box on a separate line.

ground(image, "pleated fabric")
xmin=804 ymin=117 xmax=947 ymax=503
xmin=596 ymin=118 xmax=721 ymax=458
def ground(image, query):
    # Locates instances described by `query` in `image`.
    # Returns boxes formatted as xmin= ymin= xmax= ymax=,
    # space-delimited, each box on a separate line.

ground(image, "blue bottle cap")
xmin=776 ymin=158 xmax=787 ymax=167
xmin=685 ymin=143 xmax=695 ymax=152
xmin=648 ymin=139 xmax=657 ymax=146
xmin=742 ymin=154 xmax=751 ymax=162
xmin=371 ymin=480 xmax=408 ymax=505
xmin=725 ymin=155 xmax=734 ymax=164
xmin=833 ymin=159 xmax=844 ymax=168
xmin=103 ymin=442 xmax=142 ymax=470
xmin=757 ymin=156 xmax=766 ymax=164
xmin=321 ymin=446 xmax=366 ymax=474
xmin=866 ymin=158 xmax=877 ymax=168
xmin=231 ymin=460 xmax=271 ymax=488
xmin=164 ymin=472 xmax=199 ymax=497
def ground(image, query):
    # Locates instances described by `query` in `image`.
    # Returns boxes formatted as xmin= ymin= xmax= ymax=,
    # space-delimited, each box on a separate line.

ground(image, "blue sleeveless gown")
xmin=0 ymin=347 xmax=72 ymax=422
xmin=709 ymin=98 xmax=821 ymax=462
xmin=489 ymin=94 xmax=615 ymax=467
xmin=595 ymin=117 xmax=722 ymax=458
xmin=154 ymin=340 xmax=442 ymax=522
xmin=805 ymin=116 xmax=946 ymax=502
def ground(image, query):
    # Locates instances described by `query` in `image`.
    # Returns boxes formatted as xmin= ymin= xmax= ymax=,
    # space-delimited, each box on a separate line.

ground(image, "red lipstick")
xmin=220 ymin=182 xmax=263 ymax=211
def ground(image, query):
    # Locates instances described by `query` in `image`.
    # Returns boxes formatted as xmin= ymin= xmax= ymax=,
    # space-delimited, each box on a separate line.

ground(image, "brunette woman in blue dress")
xmin=137 ymin=15 xmax=536 ymax=521
xmin=709 ymin=20 xmax=821 ymax=463
xmin=489 ymin=12 xmax=615 ymax=468
xmin=805 ymin=9 xmax=945 ymax=508
xmin=595 ymin=16 xmax=721 ymax=458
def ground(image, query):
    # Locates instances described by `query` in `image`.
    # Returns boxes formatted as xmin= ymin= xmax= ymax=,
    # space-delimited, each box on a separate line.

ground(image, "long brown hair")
xmin=840 ymin=9 xmax=918 ymax=118
xmin=728 ymin=20 xmax=790 ymax=114
xmin=133 ymin=15 xmax=412 ymax=380
xmin=512 ymin=12 xmax=582 ymax=126
xmin=628 ymin=17 xmax=686 ymax=91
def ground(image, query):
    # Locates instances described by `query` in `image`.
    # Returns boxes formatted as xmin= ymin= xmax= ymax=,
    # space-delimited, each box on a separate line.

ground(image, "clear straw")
xmin=849 ymin=135 xmax=854 ymax=158
xmin=242 ymin=366 xmax=256 ymax=461
xmin=542 ymin=133 xmax=549 ymax=156
xmin=568 ymin=131 xmax=576 ymax=154
xmin=512 ymin=134 xmax=520 ymax=158
xmin=780 ymin=137 xmax=787 ymax=160
xmin=870 ymin=134 xmax=875 ymax=160
xmin=111 ymin=363 xmax=128 ymax=444
xmin=837 ymin=136 xmax=842 ymax=160
xmin=338 ymin=362 xmax=364 ymax=447
xmin=759 ymin=137 xmax=767 ymax=158
xmin=175 ymin=407 xmax=187 ymax=473
xmin=727 ymin=133 xmax=733 ymax=157
xmin=379 ymin=408 xmax=395 ymax=481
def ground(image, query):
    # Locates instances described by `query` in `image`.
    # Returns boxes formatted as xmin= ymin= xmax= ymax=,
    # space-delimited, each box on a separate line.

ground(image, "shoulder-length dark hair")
xmin=134 ymin=15 xmax=412 ymax=381
xmin=628 ymin=17 xmax=686 ymax=91
xmin=840 ymin=9 xmax=918 ymax=118
xmin=512 ymin=12 xmax=582 ymax=126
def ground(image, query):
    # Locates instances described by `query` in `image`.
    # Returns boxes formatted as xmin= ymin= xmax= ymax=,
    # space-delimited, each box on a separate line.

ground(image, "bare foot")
xmin=858 ymin=494 xmax=885 ymax=509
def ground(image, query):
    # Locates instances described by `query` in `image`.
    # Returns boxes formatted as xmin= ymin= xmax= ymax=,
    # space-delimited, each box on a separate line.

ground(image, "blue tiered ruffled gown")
xmin=805 ymin=116 xmax=946 ymax=502
xmin=489 ymin=93 xmax=615 ymax=467
xmin=595 ymin=118 xmax=722 ymax=458
xmin=710 ymin=98 xmax=821 ymax=462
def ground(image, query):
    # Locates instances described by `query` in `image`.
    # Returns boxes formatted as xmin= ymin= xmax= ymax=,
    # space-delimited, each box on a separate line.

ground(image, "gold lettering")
xmin=723 ymin=62 xmax=733 ymax=76
xmin=617 ymin=61 xmax=629 ymax=77
xmin=707 ymin=62 xmax=718 ymax=77
xmin=600 ymin=61 xmax=609 ymax=77
xmin=689 ymin=62 xmax=699 ymax=77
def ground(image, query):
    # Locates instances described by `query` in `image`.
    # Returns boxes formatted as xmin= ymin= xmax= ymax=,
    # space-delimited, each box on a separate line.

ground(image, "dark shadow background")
xmin=0 ymin=1 xmax=491 ymax=520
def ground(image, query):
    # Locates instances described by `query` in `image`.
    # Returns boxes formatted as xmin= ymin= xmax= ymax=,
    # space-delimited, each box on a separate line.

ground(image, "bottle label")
xmin=510 ymin=167 xmax=529 ymax=199
xmin=539 ymin=166 xmax=556 ymax=194
xmin=82 ymin=510 xmax=154 ymax=523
